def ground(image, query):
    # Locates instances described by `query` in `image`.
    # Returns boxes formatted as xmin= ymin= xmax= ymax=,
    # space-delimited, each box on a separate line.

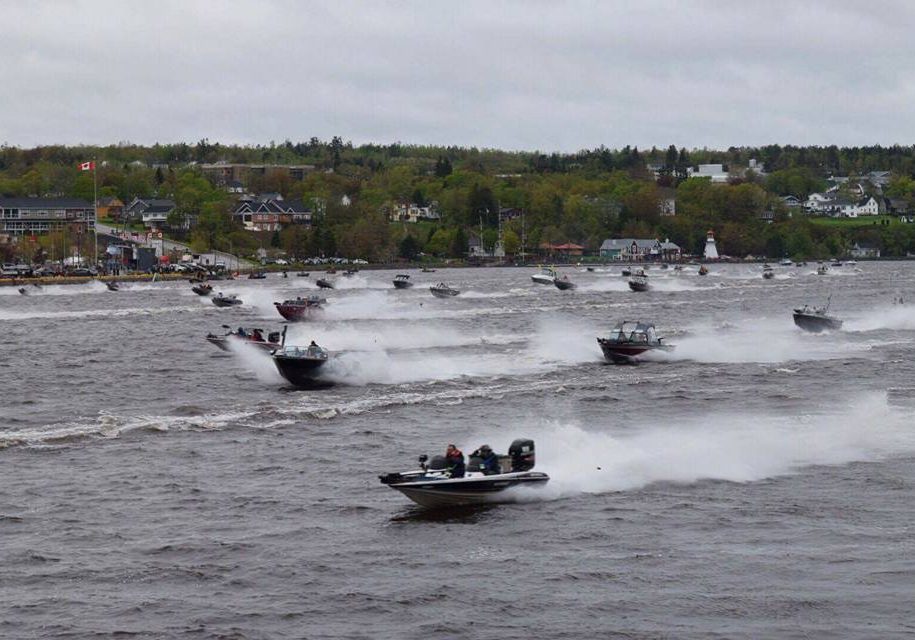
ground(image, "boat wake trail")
xmin=845 ymin=304 xmax=915 ymax=332
xmin=496 ymin=391 xmax=915 ymax=500
xmin=665 ymin=319 xmax=863 ymax=363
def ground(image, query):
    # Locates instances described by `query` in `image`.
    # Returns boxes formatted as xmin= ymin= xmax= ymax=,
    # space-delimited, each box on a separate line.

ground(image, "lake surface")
xmin=2 ymin=262 xmax=915 ymax=638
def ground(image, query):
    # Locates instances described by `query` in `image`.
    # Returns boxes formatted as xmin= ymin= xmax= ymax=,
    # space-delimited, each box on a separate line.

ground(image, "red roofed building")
xmin=539 ymin=242 xmax=585 ymax=257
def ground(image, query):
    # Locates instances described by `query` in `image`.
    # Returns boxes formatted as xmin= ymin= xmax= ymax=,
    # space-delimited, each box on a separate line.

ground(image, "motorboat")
xmin=793 ymin=301 xmax=842 ymax=333
xmin=17 ymin=287 xmax=29 ymax=295
xmin=628 ymin=270 xmax=650 ymax=292
xmin=421 ymin=267 xmax=436 ymax=273
xmin=762 ymin=264 xmax=775 ymax=279
xmin=621 ymin=268 xmax=632 ymax=277
xmin=296 ymin=271 xmax=310 ymax=277
xmin=272 ymin=341 xmax=330 ymax=387
xmin=192 ymin=282 xmax=213 ymax=296
xmin=831 ymin=260 xmax=843 ymax=267
xmin=698 ymin=265 xmax=709 ymax=276
xmin=430 ymin=282 xmax=460 ymax=298
xmin=780 ymin=258 xmax=793 ymax=266
xmin=316 ymin=277 xmax=335 ymax=289
xmin=531 ymin=265 xmax=557 ymax=285
xmin=212 ymin=292 xmax=242 ymax=307
xmin=393 ymin=274 xmax=414 ymax=289
xmin=274 ymin=295 xmax=326 ymax=321
xmin=816 ymin=264 xmax=829 ymax=276
xmin=553 ymin=274 xmax=576 ymax=290
xmin=597 ymin=321 xmax=673 ymax=364
xmin=207 ymin=327 xmax=282 ymax=352
xmin=379 ymin=438 xmax=549 ymax=508
xmin=343 ymin=269 xmax=359 ymax=276
xmin=105 ymin=281 xmax=120 ymax=291
xmin=248 ymin=271 xmax=267 ymax=280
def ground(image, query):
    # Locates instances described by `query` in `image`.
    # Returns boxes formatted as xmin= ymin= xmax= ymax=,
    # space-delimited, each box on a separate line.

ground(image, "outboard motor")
xmin=509 ymin=439 xmax=536 ymax=472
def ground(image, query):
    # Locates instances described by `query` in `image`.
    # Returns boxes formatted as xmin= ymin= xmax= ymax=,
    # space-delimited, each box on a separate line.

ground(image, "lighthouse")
xmin=704 ymin=229 xmax=719 ymax=260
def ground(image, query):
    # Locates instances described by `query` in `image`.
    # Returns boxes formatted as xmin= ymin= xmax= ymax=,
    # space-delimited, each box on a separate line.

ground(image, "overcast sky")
xmin=3 ymin=1 xmax=914 ymax=152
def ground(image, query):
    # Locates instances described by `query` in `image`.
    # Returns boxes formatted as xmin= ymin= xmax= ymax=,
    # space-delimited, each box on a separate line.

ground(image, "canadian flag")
xmin=79 ymin=161 xmax=95 ymax=171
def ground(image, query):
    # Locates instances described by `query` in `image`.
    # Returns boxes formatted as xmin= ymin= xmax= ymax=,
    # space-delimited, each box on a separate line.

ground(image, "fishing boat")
xmin=315 ymin=277 xmax=334 ymax=289
xmin=206 ymin=326 xmax=282 ymax=352
xmin=793 ymin=299 xmax=842 ymax=333
xmin=296 ymin=271 xmax=310 ymax=277
xmin=817 ymin=264 xmax=829 ymax=276
xmin=392 ymin=274 xmax=414 ymax=289
xmin=272 ymin=341 xmax=330 ymax=387
xmin=248 ymin=271 xmax=267 ymax=280
xmin=212 ymin=292 xmax=242 ymax=307
xmin=780 ymin=258 xmax=793 ymax=266
xmin=421 ymin=267 xmax=436 ymax=273
xmin=628 ymin=270 xmax=650 ymax=292
xmin=597 ymin=321 xmax=673 ymax=364
xmin=553 ymin=274 xmax=576 ymax=290
xmin=430 ymin=283 xmax=460 ymax=298
xmin=273 ymin=295 xmax=326 ymax=321
xmin=531 ymin=265 xmax=557 ymax=285
xmin=621 ymin=268 xmax=632 ymax=277
xmin=698 ymin=265 xmax=709 ymax=276
xmin=762 ymin=264 xmax=775 ymax=279
xmin=379 ymin=438 xmax=549 ymax=508
xmin=192 ymin=282 xmax=213 ymax=296
xmin=105 ymin=281 xmax=120 ymax=291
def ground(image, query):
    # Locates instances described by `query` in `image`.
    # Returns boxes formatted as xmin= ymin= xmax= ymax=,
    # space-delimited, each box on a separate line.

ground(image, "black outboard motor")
xmin=509 ymin=439 xmax=535 ymax=472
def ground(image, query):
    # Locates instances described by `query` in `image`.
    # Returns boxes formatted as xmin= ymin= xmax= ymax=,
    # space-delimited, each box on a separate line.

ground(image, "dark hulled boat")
xmin=393 ymin=274 xmax=414 ymax=289
xmin=316 ymin=278 xmax=334 ymax=289
xmin=628 ymin=270 xmax=650 ymax=292
xmin=248 ymin=271 xmax=267 ymax=280
xmin=597 ymin=321 xmax=673 ymax=364
xmin=192 ymin=282 xmax=213 ymax=295
xmin=762 ymin=264 xmax=775 ymax=279
xmin=273 ymin=295 xmax=327 ymax=321
xmin=379 ymin=438 xmax=549 ymax=508
xmin=430 ymin=283 xmax=460 ymax=298
xmin=212 ymin=293 xmax=242 ymax=307
xmin=793 ymin=303 xmax=842 ymax=333
xmin=272 ymin=343 xmax=330 ymax=387
xmin=553 ymin=275 xmax=576 ymax=290
xmin=105 ymin=281 xmax=119 ymax=291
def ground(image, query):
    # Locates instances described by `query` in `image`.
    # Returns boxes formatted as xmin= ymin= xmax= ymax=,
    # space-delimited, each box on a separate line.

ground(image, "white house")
xmin=687 ymin=164 xmax=730 ymax=183
xmin=390 ymin=202 xmax=440 ymax=223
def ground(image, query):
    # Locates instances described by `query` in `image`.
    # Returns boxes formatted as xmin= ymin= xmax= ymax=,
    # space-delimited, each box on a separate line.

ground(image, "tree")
xmin=450 ymin=227 xmax=468 ymax=257
xmin=398 ymin=234 xmax=421 ymax=260
xmin=503 ymin=228 xmax=521 ymax=255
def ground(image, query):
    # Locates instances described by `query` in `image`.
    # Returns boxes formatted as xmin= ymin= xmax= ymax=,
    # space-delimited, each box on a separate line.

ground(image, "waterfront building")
xmin=0 ymin=197 xmax=94 ymax=237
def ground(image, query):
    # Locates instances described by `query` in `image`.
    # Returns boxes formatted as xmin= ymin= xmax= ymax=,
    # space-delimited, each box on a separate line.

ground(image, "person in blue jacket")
xmin=445 ymin=444 xmax=465 ymax=478
xmin=473 ymin=444 xmax=501 ymax=475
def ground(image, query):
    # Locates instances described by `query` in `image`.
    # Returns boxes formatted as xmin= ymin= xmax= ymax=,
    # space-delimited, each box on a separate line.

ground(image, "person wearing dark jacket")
xmin=473 ymin=445 xmax=501 ymax=475
xmin=445 ymin=444 xmax=465 ymax=478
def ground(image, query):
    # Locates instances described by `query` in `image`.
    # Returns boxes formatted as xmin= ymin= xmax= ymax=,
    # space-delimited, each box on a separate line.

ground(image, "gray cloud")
xmin=2 ymin=0 xmax=914 ymax=151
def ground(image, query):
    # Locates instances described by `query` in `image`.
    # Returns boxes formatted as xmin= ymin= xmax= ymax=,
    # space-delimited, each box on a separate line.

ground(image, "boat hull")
xmin=316 ymin=279 xmax=334 ymax=289
xmin=392 ymin=280 xmax=413 ymax=289
xmin=793 ymin=312 xmax=842 ymax=333
xmin=212 ymin=297 xmax=242 ymax=307
xmin=273 ymin=354 xmax=328 ymax=387
xmin=531 ymin=275 xmax=554 ymax=285
xmin=274 ymin=302 xmax=323 ymax=321
xmin=386 ymin=472 xmax=550 ymax=508
xmin=430 ymin=287 xmax=459 ymax=298
xmin=628 ymin=280 xmax=650 ymax=292
xmin=598 ymin=338 xmax=672 ymax=364
xmin=554 ymin=280 xmax=576 ymax=290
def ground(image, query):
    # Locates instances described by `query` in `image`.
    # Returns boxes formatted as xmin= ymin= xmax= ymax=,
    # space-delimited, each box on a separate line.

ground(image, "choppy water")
xmin=2 ymin=263 xmax=915 ymax=638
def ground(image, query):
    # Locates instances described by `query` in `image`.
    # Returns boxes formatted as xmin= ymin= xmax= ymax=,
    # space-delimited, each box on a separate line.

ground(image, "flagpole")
xmin=93 ymin=158 xmax=98 ymax=270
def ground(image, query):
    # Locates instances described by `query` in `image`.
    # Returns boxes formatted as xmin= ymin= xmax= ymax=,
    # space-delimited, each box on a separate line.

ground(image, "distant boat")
xmin=212 ymin=293 xmax=242 ymax=307
xmin=621 ymin=268 xmax=632 ymax=277
xmin=274 ymin=295 xmax=327 ymax=321
xmin=531 ymin=265 xmax=557 ymax=285
xmin=316 ymin=278 xmax=334 ymax=289
xmin=296 ymin=271 xmax=310 ymax=277
xmin=793 ymin=299 xmax=842 ymax=333
xmin=192 ymin=283 xmax=213 ymax=296
xmin=430 ymin=283 xmax=460 ymax=298
xmin=421 ymin=267 xmax=436 ymax=273
xmin=597 ymin=321 xmax=674 ymax=364
xmin=628 ymin=270 xmax=650 ymax=292
xmin=207 ymin=327 xmax=282 ymax=352
xmin=248 ymin=271 xmax=267 ymax=280
xmin=553 ymin=274 xmax=576 ymax=290
xmin=817 ymin=264 xmax=829 ymax=276
xmin=780 ymin=258 xmax=793 ymax=266
xmin=393 ymin=274 xmax=414 ymax=289
xmin=762 ymin=264 xmax=774 ymax=280
xmin=105 ymin=281 xmax=119 ymax=291
xmin=698 ymin=265 xmax=709 ymax=276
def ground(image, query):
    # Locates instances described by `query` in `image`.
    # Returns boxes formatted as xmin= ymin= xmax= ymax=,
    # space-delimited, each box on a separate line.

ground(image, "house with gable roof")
xmin=232 ymin=194 xmax=313 ymax=232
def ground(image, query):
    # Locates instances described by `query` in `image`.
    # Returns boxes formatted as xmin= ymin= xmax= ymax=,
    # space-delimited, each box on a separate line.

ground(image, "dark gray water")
xmin=3 ymin=263 xmax=915 ymax=638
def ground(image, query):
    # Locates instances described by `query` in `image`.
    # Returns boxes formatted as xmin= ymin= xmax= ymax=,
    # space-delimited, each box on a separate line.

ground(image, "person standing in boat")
xmin=445 ymin=444 xmax=465 ymax=478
